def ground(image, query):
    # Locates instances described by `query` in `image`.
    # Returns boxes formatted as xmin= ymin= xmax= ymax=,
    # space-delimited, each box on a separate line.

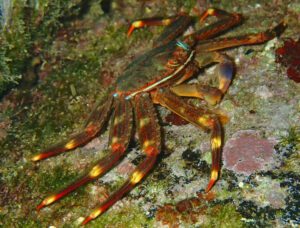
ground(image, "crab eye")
xmin=176 ymin=40 xmax=190 ymax=51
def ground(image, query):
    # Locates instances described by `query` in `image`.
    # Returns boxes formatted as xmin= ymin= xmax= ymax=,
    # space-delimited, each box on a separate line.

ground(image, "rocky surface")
xmin=0 ymin=0 xmax=299 ymax=227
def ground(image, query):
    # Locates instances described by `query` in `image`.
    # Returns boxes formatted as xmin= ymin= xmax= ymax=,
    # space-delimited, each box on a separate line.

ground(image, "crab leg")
xmin=36 ymin=96 xmax=133 ymax=210
xmin=31 ymin=97 xmax=113 ymax=161
xmin=171 ymin=83 xmax=223 ymax=106
xmin=153 ymin=89 xmax=222 ymax=192
xmin=82 ymin=93 xmax=161 ymax=225
xmin=127 ymin=17 xmax=177 ymax=36
xmin=128 ymin=15 xmax=193 ymax=47
xmin=195 ymin=21 xmax=287 ymax=52
xmin=128 ymin=8 xmax=243 ymax=46
xmin=199 ymin=8 xmax=241 ymax=22
xmin=171 ymin=52 xmax=234 ymax=105
xmin=188 ymin=8 xmax=242 ymax=41
xmin=171 ymin=22 xmax=286 ymax=106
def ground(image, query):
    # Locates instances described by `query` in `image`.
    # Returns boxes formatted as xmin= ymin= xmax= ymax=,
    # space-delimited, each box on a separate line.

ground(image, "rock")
xmin=223 ymin=130 xmax=276 ymax=175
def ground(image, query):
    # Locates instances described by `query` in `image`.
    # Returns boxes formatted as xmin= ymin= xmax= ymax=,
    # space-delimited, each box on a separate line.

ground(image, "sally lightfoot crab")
xmin=32 ymin=8 xmax=286 ymax=225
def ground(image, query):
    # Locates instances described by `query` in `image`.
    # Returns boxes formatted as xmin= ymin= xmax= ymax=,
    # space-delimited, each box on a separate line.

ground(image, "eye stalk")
xmin=176 ymin=40 xmax=191 ymax=51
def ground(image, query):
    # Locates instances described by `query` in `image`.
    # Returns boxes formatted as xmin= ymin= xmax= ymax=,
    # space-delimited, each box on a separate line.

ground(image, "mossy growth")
xmin=1 ymin=0 xmax=298 ymax=227
xmin=275 ymin=127 xmax=300 ymax=174
xmin=0 ymin=0 xmax=99 ymax=97
xmin=203 ymin=203 xmax=244 ymax=228
xmin=88 ymin=205 xmax=153 ymax=228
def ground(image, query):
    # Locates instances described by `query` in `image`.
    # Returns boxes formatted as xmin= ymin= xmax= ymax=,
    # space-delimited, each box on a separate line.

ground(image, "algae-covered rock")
xmin=0 ymin=0 xmax=92 ymax=97
xmin=0 ymin=0 xmax=299 ymax=227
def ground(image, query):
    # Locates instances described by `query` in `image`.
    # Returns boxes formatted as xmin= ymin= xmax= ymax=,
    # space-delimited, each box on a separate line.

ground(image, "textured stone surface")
xmin=223 ymin=130 xmax=276 ymax=175
xmin=0 ymin=0 xmax=299 ymax=227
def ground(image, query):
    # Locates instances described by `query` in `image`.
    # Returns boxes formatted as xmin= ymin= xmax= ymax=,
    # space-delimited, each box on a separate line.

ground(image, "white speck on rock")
xmin=255 ymin=85 xmax=273 ymax=99
xmin=264 ymin=38 xmax=277 ymax=51
xmin=239 ymin=182 xmax=244 ymax=188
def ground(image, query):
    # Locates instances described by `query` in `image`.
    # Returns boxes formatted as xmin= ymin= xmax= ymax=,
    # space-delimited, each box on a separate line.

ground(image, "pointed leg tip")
xmin=31 ymin=151 xmax=55 ymax=161
xmin=127 ymin=27 xmax=134 ymax=37
xmin=81 ymin=208 xmax=103 ymax=225
xmin=36 ymin=203 xmax=44 ymax=211
xmin=31 ymin=154 xmax=42 ymax=162
xmin=273 ymin=20 xmax=287 ymax=37
xmin=81 ymin=217 xmax=92 ymax=226
xmin=205 ymin=179 xmax=216 ymax=193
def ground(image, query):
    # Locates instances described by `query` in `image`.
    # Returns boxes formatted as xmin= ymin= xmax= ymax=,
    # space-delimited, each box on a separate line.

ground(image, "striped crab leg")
xmin=171 ymin=22 xmax=286 ymax=106
xmin=171 ymin=22 xmax=287 ymax=106
xmin=195 ymin=21 xmax=287 ymax=52
xmin=128 ymin=15 xmax=194 ymax=48
xmin=152 ymin=89 xmax=222 ymax=192
xmin=192 ymin=8 xmax=243 ymax=41
xmin=31 ymin=97 xmax=113 ymax=161
xmin=127 ymin=8 xmax=243 ymax=46
xmin=82 ymin=93 xmax=161 ymax=225
xmin=127 ymin=16 xmax=179 ymax=37
xmin=36 ymin=96 xmax=133 ymax=210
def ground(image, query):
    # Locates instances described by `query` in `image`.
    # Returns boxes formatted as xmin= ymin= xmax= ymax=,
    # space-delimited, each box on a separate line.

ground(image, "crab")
xmin=32 ymin=8 xmax=286 ymax=225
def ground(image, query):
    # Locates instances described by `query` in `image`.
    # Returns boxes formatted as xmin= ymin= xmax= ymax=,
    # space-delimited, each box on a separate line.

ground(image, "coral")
xmin=223 ymin=131 xmax=276 ymax=175
xmin=155 ymin=192 xmax=215 ymax=227
xmin=276 ymin=38 xmax=300 ymax=83
xmin=155 ymin=192 xmax=245 ymax=228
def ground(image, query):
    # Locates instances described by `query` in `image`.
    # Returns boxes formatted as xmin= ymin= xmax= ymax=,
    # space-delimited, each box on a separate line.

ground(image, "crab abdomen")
xmin=116 ymin=41 xmax=193 ymax=94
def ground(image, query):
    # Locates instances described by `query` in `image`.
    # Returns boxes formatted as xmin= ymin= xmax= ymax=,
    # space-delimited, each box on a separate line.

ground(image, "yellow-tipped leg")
xmin=81 ymin=154 xmax=158 ymax=225
xmin=127 ymin=20 xmax=144 ymax=36
xmin=36 ymin=152 xmax=125 ymax=211
xmin=37 ymin=195 xmax=57 ymax=211
xmin=32 ymin=98 xmax=113 ymax=161
xmin=206 ymin=169 xmax=219 ymax=192
xmin=81 ymin=94 xmax=161 ymax=225
xmin=127 ymin=17 xmax=176 ymax=37
xmin=206 ymin=119 xmax=222 ymax=192
xmin=36 ymin=96 xmax=133 ymax=212
xmin=199 ymin=8 xmax=217 ymax=22
xmin=153 ymin=89 xmax=223 ymax=192
xmin=82 ymin=208 xmax=104 ymax=225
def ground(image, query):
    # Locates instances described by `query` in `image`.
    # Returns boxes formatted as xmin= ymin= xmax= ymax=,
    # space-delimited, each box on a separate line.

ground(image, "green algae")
xmin=204 ymin=204 xmax=244 ymax=228
xmin=88 ymin=205 xmax=153 ymax=228
xmin=276 ymin=127 xmax=300 ymax=175
xmin=282 ymin=152 xmax=300 ymax=175
xmin=0 ymin=0 xmax=94 ymax=97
